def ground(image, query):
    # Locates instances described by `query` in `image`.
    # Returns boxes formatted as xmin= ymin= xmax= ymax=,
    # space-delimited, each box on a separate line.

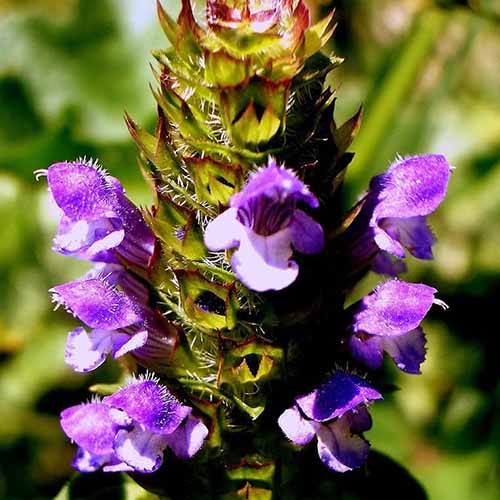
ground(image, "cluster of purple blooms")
xmin=60 ymin=377 xmax=208 ymax=473
xmin=40 ymin=151 xmax=450 ymax=475
xmin=205 ymin=154 xmax=450 ymax=471
xmin=38 ymin=160 xmax=207 ymax=472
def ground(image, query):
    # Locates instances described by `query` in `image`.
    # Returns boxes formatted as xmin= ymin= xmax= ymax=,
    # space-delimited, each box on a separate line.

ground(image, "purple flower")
xmin=204 ymin=159 xmax=324 ymax=292
xmin=50 ymin=276 xmax=178 ymax=372
xmin=36 ymin=160 xmax=155 ymax=269
xmin=347 ymin=279 xmax=445 ymax=373
xmin=344 ymin=155 xmax=451 ymax=277
xmin=84 ymin=263 xmax=150 ymax=304
xmin=369 ymin=154 xmax=451 ymax=261
xmin=60 ymin=378 xmax=208 ymax=473
xmin=278 ymin=372 xmax=382 ymax=472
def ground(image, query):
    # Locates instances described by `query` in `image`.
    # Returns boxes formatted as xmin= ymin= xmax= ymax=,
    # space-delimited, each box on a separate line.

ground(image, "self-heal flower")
xmin=51 ymin=276 xmax=178 ymax=372
xmin=60 ymin=378 xmax=208 ymax=473
xmin=347 ymin=279 xmax=445 ymax=373
xmin=369 ymin=154 xmax=451 ymax=264
xmin=278 ymin=372 xmax=382 ymax=472
xmin=344 ymin=154 xmax=451 ymax=278
xmin=36 ymin=160 xmax=155 ymax=269
xmin=204 ymin=159 xmax=324 ymax=292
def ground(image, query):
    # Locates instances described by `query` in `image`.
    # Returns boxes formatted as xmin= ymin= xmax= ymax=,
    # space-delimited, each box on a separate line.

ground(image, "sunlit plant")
xmin=38 ymin=1 xmax=450 ymax=497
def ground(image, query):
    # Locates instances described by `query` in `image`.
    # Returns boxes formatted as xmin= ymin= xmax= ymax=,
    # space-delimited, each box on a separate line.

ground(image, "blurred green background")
xmin=0 ymin=0 xmax=499 ymax=498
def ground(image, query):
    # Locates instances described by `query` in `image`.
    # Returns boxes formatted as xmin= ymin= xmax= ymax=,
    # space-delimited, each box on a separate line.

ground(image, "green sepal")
xmin=225 ymin=457 xmax=276 ymax=485
xmin=184 ymin=139 xmax=268 ymax=164
xmin=257 ymin=57 xmax=302 ymax=84
xmin=175 ymin=0 xmax=205 ymax=59
xmin=88 ymin=383 xmax=122 ymax=396
xmin=185 ymin=156 xmax=244 ymax=206
xmin=221 ymin=78 xmax=287 ymax=127
xmin=220 ymin=78 xmax=288 ymax=147
xmin=328 ymin=196 xmax=367 ymax=239
xmin=156 ymin=0 xmax=177 ymax=47
xmin=153 ymin=49 xmax=217 ymax=104
xmin=147 ymin=194 xmax=206 ymax=261
xmin=205 ymin=49 xmax=249 ymax=87
xmin=176 ymin=270 xmax=239 ymax=330
xmin=222 ymin=341 xmax=283 ymax=385
xmin=230 ymin=101 xmax=281 ymax=148
xmin=230 ymin=394 xmax=265 ymax=421
xmin=206 ymin=26 xmax=282 ymax=58
xmin=331 ymin=106 xmax=363 ymax=156
xmin=125 ymin=112 xmax=183 ymax=176
xmin=292 ymin=52 xmax=343 ymax=91
xmin=222 ymin=483 xmax=272 ymax=500
xmin=303 ymin=10 xmax=336 ymax=58
xmin=189 ymin=399 xmax=224 ymax=449
xmin=152 ymin=85 xmax=212 ymax=141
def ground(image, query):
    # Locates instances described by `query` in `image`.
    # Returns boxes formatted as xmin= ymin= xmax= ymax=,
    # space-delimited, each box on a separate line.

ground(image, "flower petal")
xmin=370 ymin=154 xmax=450 ymax=258
xmin=373 ymin=154 xmax=451 ymax=220
xmin=348 ymin=334 xmax=384 ymax=370
xmin=204 ymin=207 xmax=241 ymax=251
xmin=348 ymin=407 xmax=373 ymax=433
xmin=47 ymin=161 xmax=117 ymax=220
xmin=290 ymin=209 xmax=324 ymax=254
xmin=372 ymin=252 xmax=407 ymax=276
xmin=72 ymin=448 xmax=113 ymax=473
xmin=231 ymin=160 xmax=318 ymax=211
xmin=104 ymin=380 xmax=191 ymax=435
xmin=50 ymin=277 xmax=143 ymax=330
xmin=316 ymin=417 xmax=370 ymax=472
xmin=382 ymin=327 xmax=427 ymax=374
xmin=114 ymin=427 xmax=169 ymax=473
xmin=64 ymin=327 xmax=117 ymax=373
xmin=295 ymin=372 xmax=382 ymax=422
xmin=53 ymin=217 xmax=123 ymax=258
xmin=352 ymin=279 xmax=437 ymax=337
xmin=231 ymin=227 xmax=298 ymax=291
xmin=278 ymin=405 xmax=317 ymax=446
xmin=165 ymin=415 xmax=209 ymax=459
xmin=112 ymin=330 xmax=149 ymax=359
xmin=60 ymin=402 xmax=123 ymax=456
xmin=379 ymin=216 xmax=435 ymax=259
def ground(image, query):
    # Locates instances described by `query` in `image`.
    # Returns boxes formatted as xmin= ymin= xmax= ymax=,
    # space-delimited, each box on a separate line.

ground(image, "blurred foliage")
xmin=0 ymin=0 xmax=499 ymax=499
